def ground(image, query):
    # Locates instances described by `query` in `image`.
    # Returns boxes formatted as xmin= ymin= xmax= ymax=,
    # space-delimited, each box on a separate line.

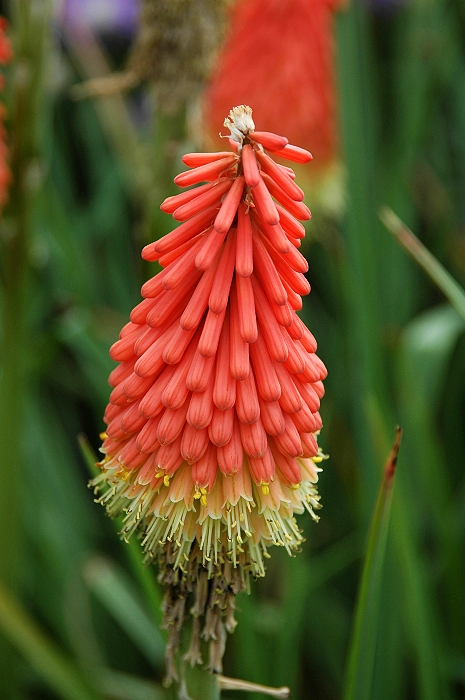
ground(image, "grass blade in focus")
xmin=342 ymin=427 xmax=402 ymax=700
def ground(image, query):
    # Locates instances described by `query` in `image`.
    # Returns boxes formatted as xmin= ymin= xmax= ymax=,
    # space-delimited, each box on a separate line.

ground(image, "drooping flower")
xmin=92 ymin=105 xmax=327 ymax=679
xmin=203 ymin=0 xmax=343 ymax=173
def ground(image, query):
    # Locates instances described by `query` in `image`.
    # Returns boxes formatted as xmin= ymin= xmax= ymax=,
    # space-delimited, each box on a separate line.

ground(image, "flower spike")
xmin=91 ymin=106 xmax=327 ymax=680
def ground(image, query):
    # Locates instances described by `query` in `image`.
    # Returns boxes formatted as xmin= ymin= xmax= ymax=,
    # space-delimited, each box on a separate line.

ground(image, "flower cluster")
xmin=204 ymin=0 xmax=342 ymax=171
xmin=92 ymin=105 xmax=326 ymax=677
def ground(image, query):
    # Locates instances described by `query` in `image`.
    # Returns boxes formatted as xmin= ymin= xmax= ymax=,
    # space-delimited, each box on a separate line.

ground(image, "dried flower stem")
xmin=220 ymin=675 xmax=291 ymax=698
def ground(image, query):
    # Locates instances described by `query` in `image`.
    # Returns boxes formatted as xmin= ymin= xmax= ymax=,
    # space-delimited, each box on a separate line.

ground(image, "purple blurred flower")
xmin=57 ymin=0 xmax=140 ymax=35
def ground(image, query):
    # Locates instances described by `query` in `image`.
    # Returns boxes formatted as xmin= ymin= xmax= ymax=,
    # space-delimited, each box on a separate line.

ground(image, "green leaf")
xmin=79 ymin=435 xmax=163 ymax=622
xmin=97 ymin=668 xmax=164 ymax=700
xmin=399 ymin=303 xmax=465 ymax=405
xmin=83 ymin=556 xmax=164 ymax=668
xmin=342 ymin=428 xmax=402 ymax=700
xmin=273 ymin=532 xmax=361 ymax=688
xmin=0 ymin=579 xmax=101 ymax=700
xmin=379 ymin=207 xmax=465 ymax=322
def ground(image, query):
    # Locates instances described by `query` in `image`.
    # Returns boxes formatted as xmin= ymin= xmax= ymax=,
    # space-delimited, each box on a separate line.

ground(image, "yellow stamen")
xmin=163 ymin=475 xmax=170 ymax=487
xmin=261 ymin=483 xmax=270 ymax=495
xmin=116 ymin=467 xmax=131 ymax=482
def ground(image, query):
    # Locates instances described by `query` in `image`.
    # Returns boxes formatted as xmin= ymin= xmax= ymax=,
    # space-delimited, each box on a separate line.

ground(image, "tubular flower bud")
xmin=91 ymin=106 xmax=327 ymax=680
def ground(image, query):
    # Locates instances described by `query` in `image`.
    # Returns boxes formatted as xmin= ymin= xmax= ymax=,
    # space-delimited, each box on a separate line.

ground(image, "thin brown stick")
xmin=219 ymin=675 xmax=291 ymax=698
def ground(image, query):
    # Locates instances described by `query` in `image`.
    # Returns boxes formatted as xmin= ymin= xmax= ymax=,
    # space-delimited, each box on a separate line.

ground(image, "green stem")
xmin=181 ymin=661 xmax=220 ymax=700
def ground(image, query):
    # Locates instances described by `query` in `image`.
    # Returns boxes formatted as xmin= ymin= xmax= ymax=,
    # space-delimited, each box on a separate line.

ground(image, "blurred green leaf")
xmin=83 ymin=555 xmax=164 ymax=668
xmin=0 ymin=579 xmax=101 ymax=700
xmin=97 ymin=668 xmax=164 ymax=700
xmin=391 ymin=492 xmax=451 ymax=700
xmin=273 ymin=531 xmax=361 ymax=689
xmin=79 ymin=435 xmax=163 ymax=622
xmin=342 ymin=428 xmax=401 ymax=700
xmin=396 ymin=305 xmax=465 ymax=660
xmin=399 ymin=304 xmax=465 ymax=404
xmin=379 ymin=207 xmax=465 ymax=322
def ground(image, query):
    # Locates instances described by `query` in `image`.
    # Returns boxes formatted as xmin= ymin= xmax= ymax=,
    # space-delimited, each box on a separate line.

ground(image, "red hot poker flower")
xmin=204 ymin=0 xmax=342 ymax=170
xmin=92 ymin=105 xmax=327 ymax=678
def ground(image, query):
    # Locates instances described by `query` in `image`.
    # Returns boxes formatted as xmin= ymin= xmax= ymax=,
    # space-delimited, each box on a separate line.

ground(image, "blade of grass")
xmin=390 ymin=491 xmax=451 ymax=700
xmin=82 ymin=555 xmax=164 ymax=668
xmin=97 ymin=668 xmax=164 ymax=700
xmin=379 ymin=207 xmax=465 ymax=322
xmin=367 ymin=350 xmax=453 ymax=700
xmin=273 ymin=531 xmax=361 ymax=689
xmin=396 ymin=306 xmax=465 ymax=663
xmin=362 ymin=398 xmax=407 ymax=700
xmin=0 ymin=579 xmax=101 ymax=700
xmin=78 ymin=434 xmax=163 ymax=623
xmin=335 ymin=4 xmax=389 ymax=507
xmin=342 ymin=427 xmax=402 ymax=700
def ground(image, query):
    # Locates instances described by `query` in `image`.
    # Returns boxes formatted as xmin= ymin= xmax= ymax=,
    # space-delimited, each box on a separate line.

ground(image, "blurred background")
xmin=1 ymin=0 xmax=465 ymax=698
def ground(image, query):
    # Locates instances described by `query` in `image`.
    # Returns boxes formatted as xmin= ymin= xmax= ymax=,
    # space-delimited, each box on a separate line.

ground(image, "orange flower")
xmin=0 ymin=18 xmax=12 ymax=65
xmin=0 ymin=18 xmax=12 ymax=210
xmin=92 ymin=106 xmax=327 ymax=677
xmin=204 ymin=0 xmax=342 ymax=170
